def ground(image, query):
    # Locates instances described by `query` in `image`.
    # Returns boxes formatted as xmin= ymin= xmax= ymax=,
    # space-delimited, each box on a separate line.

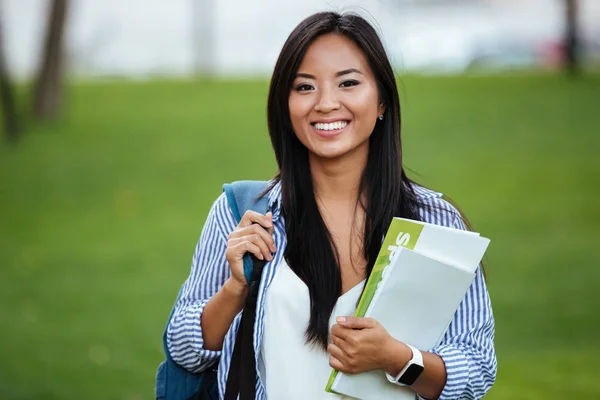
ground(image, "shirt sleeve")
xmin=166 ymin=193 xmax=238 ymax=373
xmin=423 ymin=213 xmax=497 ymax=399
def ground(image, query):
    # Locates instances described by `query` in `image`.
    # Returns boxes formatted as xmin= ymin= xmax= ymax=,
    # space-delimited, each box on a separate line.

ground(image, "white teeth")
xmin=314 ymin=121 xmax=348 ymax=131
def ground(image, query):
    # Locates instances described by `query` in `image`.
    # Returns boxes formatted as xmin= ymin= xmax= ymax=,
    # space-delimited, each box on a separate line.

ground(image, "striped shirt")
xmin=166 ymin=181 xmax=497 ymax=399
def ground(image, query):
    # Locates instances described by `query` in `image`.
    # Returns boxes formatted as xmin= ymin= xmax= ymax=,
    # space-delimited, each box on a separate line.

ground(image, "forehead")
xmin=297 ymin=33 xmax=372 ymax=76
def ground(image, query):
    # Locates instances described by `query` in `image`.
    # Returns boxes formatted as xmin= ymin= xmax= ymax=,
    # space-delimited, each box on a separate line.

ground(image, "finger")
xmin=330 ymin=323 xmax=352 ymax=342
xmin=336 ymin=316 xmax=376 ymax=329
xmin=228 ymin=235 xmax=272 ymax=261
xmin=232 ymin=241 xmax=265 ymax=261
xmin=245 ymin=224 xmax=276 ymax=253
xmin=230 ymin=223 xmax=276 ymax=253
xmin=245 ymin=233 xmax=273 ymax=261
xmin=329 ymin=333 xmax=349 ymax=351
xmin=329 ymin=355 xmax=345 ymax=371
xmin=226 ymin=241 xmax=261 ymax=262
xmin=239 ymin=210 xmax=273 ymax=230
xmin=266 ymin=212 xmax=274 ymax=235
xmin=327 ymin=343 xmax=348 ymax=364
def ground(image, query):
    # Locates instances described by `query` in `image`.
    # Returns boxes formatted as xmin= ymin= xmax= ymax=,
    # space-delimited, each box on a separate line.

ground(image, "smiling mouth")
xmin=311 ymin=120 xmax=349 ymax=131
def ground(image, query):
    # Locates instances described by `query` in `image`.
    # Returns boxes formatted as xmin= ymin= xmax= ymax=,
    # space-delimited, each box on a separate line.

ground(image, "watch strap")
xmin=385 ymin=344 xmax=424 ymax=386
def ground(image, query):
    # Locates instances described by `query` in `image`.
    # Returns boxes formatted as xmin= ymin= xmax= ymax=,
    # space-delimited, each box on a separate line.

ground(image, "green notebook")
xmin=325 ymin=218 xmax=424 ymax=393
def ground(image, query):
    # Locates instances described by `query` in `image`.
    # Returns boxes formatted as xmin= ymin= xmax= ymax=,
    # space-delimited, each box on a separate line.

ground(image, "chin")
xmin=309 ymin=138 xmax=369 ymax=161
xmin=309 ymin=146 xmax=355 ymax=160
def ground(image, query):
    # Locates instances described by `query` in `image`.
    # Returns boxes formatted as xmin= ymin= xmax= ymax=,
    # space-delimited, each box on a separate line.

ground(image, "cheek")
xmin=289 ymin=95 xmax=311 ymax=117
xmin=344 ymin=88 xmax=380 ymax=123
xmin=288 ymin=95 xmax=313 ymax=135
xmin=347 ymin=103 xmax=378 ymax=137
xmin=357 ymin=92 xmax=380 ymax=117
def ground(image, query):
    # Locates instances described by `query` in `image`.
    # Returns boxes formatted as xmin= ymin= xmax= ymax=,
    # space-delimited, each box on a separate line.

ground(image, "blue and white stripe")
xmin=167 ymin=181 xmax=497 ymax=399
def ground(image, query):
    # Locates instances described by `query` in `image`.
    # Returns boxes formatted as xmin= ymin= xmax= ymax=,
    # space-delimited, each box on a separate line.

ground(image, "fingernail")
xmin=336 ymin=317 xmax=346 ymax=323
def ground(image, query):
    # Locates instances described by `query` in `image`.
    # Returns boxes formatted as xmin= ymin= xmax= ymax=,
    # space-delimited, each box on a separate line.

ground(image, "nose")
xmin=314 ymin=87 xmax=340 ymax=113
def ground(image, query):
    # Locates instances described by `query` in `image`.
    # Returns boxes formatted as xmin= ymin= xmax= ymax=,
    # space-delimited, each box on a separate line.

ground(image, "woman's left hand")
xmin=328 ymin=316 xmax=406 ymax=374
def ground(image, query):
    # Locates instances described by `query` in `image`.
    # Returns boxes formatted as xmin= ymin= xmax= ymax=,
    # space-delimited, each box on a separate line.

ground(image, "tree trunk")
xmin=0 ymin=16 xmax=19 ymax=141
xmin=191 ymin=0 xmax=215 ymax=76
xmin=564 ymin=0 xmax=579 ymax=74
xmin=33 ymin=0 xmax=69 ymax=120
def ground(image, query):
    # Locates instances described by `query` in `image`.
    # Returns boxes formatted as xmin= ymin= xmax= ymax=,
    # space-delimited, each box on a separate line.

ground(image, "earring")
xmin=378 ymin=114 xmax=384 ymax=121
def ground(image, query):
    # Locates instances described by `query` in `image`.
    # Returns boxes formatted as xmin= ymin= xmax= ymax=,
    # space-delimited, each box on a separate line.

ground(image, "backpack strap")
xmin=222 ymin=180 xmax=271 ymax=400
xmin=222 ymin=180 xmax=270 ymax=284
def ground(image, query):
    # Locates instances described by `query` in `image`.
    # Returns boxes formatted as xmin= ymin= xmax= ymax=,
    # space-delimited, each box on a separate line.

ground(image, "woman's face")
xmin=288 ymin=33 xmax=384 ymax=161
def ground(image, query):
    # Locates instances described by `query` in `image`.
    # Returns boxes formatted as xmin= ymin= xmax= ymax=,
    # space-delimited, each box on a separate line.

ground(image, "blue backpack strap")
xmin=222 ymin=180 xmax=270 ymax=283
xmin=156 ymin=180 xmax=270 ymax=400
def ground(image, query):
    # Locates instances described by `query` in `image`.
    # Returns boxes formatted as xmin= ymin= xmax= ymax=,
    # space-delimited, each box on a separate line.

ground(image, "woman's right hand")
xmin=225 ymin=210 xmax=276 ymax=293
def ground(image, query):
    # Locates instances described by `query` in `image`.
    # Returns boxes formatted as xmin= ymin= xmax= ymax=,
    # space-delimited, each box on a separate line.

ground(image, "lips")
xmin=312 ymin=120 xmax=349 ymax=131
xmin=310 ymin=119 xmax=351 ymax=138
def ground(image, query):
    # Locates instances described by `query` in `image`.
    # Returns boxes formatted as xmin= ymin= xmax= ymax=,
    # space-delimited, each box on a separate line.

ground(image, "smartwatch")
xmin=386 ymin=344 xmax=424 ymax=387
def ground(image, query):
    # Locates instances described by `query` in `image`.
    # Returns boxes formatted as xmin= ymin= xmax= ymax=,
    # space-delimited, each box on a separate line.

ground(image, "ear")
xmin=378 ymin=102 xmax=386 ymax=117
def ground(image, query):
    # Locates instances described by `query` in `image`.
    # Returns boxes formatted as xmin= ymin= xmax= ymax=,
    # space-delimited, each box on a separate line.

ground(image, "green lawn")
xmin=1 ymin=73 xmax=599 ymax=399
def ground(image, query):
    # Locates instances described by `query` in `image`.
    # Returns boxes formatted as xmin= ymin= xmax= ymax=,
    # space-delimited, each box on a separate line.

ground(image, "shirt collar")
xmin=266 ymin=180 xmax=282 ymax=222
xmin=266 ymin=180 xmax=440 ymax=223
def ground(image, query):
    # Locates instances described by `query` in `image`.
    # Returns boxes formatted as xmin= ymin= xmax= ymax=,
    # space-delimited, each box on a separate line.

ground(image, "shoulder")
xmin=204 ymin=191 xmax=237 ymax=233
xmin=410 ymin=183 xmax=465 ymax=230
xmin=207 ymin=179 xmax=280 ymax=223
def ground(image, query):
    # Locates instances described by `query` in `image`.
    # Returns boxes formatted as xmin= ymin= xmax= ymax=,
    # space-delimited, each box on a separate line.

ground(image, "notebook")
xmin=325 ymin=218 xmax=490 ymax=399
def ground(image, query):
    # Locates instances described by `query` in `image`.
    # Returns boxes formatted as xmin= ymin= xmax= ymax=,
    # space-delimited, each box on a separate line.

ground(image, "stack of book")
xmin=325 ymin=217 xmax=491 ymax=400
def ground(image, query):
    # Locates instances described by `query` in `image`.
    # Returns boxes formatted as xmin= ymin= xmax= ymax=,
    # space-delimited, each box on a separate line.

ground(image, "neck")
xmin=309 ymin=147 xmax=368 ymax=204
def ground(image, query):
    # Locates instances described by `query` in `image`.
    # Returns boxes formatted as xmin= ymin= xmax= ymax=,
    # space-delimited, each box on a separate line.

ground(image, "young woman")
xmin=167 ymin=11 xmax=496 ymax=400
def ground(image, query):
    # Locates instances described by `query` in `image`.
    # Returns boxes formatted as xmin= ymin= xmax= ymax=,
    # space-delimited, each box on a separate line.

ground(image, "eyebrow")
xmin=295 ymin=68 xmax=363 ymax=80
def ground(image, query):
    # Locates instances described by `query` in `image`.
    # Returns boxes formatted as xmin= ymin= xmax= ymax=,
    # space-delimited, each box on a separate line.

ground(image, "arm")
xmin=381 ymin=341 xmax=448 ymax=399
xmin=413 ymin=214 xmax=497 ymax=399
xmin=166 ymin=193 xmax=238 ymax=372
xmin=201 ymin=278 xmax=248 ymax=351
xmin=329 ymin=317 xmax=449 ymax=399
xmin=379 ymin=260 xmax=496 ymax=399
xmin=329 ymin=213 xmax=496 ymax=399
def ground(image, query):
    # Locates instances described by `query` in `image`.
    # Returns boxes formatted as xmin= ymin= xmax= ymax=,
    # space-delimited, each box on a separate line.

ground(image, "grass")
xmin=1 ymin=72 xmax=599 ymax=399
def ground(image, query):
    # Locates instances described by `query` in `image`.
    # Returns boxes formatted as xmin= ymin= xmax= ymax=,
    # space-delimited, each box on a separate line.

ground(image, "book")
xmin=325 ymin=217 xmax=490 ymax=399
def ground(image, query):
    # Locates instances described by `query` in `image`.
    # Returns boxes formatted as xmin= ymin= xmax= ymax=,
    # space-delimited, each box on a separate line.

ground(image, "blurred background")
xmin=0 ymin=0 xmax=598 ymax=399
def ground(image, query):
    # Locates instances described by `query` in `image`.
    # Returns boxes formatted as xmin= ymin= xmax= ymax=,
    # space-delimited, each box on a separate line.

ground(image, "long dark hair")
xmin=266 ymin=11 xmax=429 ymax=351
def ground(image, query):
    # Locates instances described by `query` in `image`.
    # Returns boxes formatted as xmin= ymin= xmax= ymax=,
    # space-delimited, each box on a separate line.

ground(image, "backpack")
xmin=155 ymin=180 xmax=270 ymax=400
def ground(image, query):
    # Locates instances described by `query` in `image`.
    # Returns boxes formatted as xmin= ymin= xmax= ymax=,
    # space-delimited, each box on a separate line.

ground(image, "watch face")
xmin=399 ymin=364 xmax=424 ymax=386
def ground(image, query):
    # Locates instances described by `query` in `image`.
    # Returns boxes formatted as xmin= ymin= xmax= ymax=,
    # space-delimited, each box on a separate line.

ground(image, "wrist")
xmin=223 ymin=278 xmax=248 ymax=300
xmin=382 ymin=338 xmax=412 ymax=377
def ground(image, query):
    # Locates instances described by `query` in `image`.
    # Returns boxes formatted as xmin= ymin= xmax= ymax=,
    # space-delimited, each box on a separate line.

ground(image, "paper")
xmin=325 ymin=218 xmax=490 ymax=399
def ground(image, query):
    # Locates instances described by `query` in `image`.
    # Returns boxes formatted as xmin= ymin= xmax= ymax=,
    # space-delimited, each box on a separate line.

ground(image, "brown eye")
xmin=340 ymin=80 xmax=359 ymax=88
xmin=296 ymin=84 xmax=314 ymax=92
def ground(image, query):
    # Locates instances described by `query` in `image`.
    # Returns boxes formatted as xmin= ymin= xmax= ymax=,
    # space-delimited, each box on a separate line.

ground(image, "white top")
xmin=259 ymin=259 xmax=365 ymax=399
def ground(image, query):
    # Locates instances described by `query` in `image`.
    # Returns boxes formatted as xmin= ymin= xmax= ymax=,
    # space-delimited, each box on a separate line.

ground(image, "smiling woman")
xmin=288 ymin=35 xmax=384 ymax=161
xmin=161 ymin=10 xmax=497 ymax=400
